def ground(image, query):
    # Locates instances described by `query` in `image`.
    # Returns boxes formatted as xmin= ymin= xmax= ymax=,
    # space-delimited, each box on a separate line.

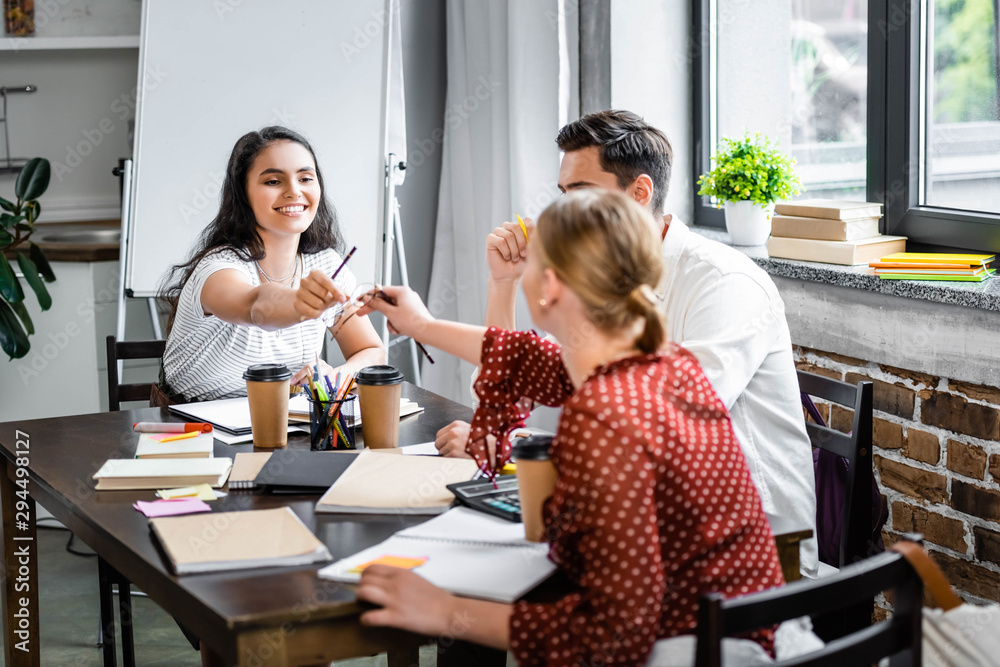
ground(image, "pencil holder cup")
xmin=308 ymin=394 xmax=358 ymax=451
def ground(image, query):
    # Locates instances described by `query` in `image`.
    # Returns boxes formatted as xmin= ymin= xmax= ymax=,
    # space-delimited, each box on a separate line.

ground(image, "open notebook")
xmin=318 ymin=507 xmax=556 ymax=603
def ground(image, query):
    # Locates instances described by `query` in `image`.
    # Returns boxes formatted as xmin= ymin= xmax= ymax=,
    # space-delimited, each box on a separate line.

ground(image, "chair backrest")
xmin=106 ymin=335 xmax=167 ymax=411
xmin=797 ymin=370 xmax=874 ymax=568
xmin=695 ymin=536 xmax=925 ymax=667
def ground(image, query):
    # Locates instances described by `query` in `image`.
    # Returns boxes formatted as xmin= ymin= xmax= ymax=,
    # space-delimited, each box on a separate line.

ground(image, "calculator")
xmin=447 ymin=476 xmax=522 ymax=522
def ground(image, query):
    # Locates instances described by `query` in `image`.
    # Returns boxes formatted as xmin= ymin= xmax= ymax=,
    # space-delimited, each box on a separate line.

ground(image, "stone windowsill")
xmin=689 ymin=225 xmax=1000 ymax=313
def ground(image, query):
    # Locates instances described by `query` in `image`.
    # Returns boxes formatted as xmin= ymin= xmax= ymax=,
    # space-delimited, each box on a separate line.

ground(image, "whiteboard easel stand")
xmin=380 ymin=155 xmax=422 ymax=385
xmin=113 ymin=159 xmax=163 ymax=379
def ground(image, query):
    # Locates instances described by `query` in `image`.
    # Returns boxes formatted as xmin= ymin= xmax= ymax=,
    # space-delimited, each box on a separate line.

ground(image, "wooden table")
xmin=0 ymin=383 xmax=471 ymax=667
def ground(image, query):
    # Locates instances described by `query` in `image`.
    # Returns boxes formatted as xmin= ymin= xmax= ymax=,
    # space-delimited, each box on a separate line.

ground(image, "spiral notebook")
xmin=317 ymin=507 xmax=556 ymax=603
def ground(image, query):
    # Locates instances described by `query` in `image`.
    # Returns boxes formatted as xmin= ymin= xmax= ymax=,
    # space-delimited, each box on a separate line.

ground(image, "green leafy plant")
xmin=0 ymin=158 xmax=55 ymax=360
xmin=697 ymin=133 xmax=801 ymax=206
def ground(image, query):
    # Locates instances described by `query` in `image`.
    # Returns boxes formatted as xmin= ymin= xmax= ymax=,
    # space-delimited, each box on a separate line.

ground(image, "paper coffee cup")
xmin=243 ymin=364 xmax=292 ymax=448
xmin=355 ymin=365 xmax=404 ymax=449
xmin=512 ymin=435 xmax=557 ymax=543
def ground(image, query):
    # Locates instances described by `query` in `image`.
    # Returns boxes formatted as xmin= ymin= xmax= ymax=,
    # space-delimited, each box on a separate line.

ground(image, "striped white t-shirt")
xmin=163 ymin=247 xmax=357 ymax=401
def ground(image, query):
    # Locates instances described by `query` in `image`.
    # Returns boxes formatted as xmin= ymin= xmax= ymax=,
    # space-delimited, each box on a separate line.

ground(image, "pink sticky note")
xmin=134 ymin=498 xmax=212 ymax=518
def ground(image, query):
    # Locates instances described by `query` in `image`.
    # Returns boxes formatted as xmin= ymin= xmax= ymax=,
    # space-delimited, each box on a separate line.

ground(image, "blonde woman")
xmin=356 ymin=190 xmax=784 ymax=666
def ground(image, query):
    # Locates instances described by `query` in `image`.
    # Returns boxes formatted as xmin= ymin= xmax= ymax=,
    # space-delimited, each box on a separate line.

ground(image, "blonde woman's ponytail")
xmin=627 ymin=285 xmax=666 ymax=353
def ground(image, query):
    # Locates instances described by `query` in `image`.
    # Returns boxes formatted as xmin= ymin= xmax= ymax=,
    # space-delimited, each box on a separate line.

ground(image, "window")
xmin=695 ymin=0 xmax=1000 ymax=252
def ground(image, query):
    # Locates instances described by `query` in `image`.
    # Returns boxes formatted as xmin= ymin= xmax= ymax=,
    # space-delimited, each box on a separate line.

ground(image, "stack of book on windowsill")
xmin=869 ymin=252 xmax=995 ymax=282
xmin=766 ymin=199 xmax=907 ymax=265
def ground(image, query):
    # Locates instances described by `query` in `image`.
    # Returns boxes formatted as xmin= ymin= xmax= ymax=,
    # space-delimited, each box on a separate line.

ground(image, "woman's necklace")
xmin=254 ymin=253 xmax=299 ymax=285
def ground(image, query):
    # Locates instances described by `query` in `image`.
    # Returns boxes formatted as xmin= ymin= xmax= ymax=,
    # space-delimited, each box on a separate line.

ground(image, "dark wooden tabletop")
xmin=0 ymin=383 xmax=473 ymax=662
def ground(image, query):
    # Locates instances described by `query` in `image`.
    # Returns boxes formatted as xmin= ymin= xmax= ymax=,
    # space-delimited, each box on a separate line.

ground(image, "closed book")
xmin=93 ymin=458 xmax=232 ymax=491
xmin=150 ymin=507 xmax=331 ymax=574
xmin=227 ymin=452 xmax=273 ymax=490
xmin=770 ymin=214 xmax=881 ymax=242
xmin=134 ymin=431 xmax=214 ymax=459
xmin=767 ymin=235 xmax=907 ymax=266
xmin=318 ymin=508 xmax=556 ymax=603
xmin=878 ymin=270 xmax=994 ymax=282
xmin=876 ymin=252 xmax=994 ymax=266
xmin=315 ymin=450 xmax=479 ymax=515
xmin=872 ymin=266 xmax=987 ymax=276
xmin=774 ymin=199 xmax=883 ymax=220
xmin=254 ymin=450 xmax=359 ymax=494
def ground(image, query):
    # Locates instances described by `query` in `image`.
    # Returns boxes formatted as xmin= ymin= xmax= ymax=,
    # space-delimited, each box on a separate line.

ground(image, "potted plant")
xmin=0 ymin=157 xmax=55 ymax=360
xmin=697 ymin=133 xmax=801 ymax=245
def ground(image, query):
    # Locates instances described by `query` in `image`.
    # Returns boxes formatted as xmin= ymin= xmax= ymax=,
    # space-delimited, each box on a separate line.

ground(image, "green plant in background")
xmin=934 ymin=0 xmax=998 ymax=123
xmin=698 ymin=133 xmax=802 ymax=206
xmin=0 ymin=158 xmax=55 ymax=360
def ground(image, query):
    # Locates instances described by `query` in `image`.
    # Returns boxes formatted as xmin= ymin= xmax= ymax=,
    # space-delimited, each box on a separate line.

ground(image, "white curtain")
xmin=422 ymin=0 xmax=575 ymax=404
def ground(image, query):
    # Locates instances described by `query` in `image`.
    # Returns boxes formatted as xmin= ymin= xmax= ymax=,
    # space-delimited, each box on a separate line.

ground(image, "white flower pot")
xmin=724 ymin=200 xmax=775 ymax=246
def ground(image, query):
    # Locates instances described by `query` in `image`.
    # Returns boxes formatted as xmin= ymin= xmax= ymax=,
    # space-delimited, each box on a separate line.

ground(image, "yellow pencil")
xmin=516 ymin=213 xmax=528 ymax=240
xmin=158 ymin=430 xmax=200 ymax=443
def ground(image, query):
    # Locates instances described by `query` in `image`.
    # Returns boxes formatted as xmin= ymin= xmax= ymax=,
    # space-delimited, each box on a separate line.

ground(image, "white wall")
xmin=609 ymin=0 xmax=694 ymax=223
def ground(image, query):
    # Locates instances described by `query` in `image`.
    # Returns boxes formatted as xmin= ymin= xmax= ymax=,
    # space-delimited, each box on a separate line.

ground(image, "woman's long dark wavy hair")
xmin=160 ymin=126 xmax=344 ymax=332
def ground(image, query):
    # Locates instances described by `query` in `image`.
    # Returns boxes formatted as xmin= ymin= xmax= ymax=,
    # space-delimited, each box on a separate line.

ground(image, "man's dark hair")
xmin=556 ymin=110 xmax=673 ymax=217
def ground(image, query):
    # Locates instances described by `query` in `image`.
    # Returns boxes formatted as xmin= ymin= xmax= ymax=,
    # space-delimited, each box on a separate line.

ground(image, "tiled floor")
xmin=20 ymin=522 xmax=441 ymax=667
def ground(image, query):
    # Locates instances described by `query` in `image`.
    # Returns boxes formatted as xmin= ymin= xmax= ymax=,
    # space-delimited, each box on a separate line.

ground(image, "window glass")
xmin=923 ymin=0 xmax=1000 ymax=213
xmin=716 ymin=0 xmax=867 ymax=201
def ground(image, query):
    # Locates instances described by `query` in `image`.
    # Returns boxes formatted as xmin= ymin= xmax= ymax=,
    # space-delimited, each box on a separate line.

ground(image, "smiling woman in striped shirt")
xmin=159 ymin=126 xmax=383 ymax=403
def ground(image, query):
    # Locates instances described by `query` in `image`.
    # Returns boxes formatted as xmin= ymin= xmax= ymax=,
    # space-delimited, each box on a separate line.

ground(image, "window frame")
xmin=692 ymin=0 xmax=1000 ymax=253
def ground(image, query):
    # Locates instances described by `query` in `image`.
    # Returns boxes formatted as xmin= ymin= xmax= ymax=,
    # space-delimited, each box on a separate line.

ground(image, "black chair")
xmin=694 ymin=536 xmax=925 ymax=667
xmin=100 ymin=335 xmax=166 ymax=667
xmin=798 ymin=370 xmax=877 ymax=639
xmin=106 ymin=335 xmax=167 ymax=411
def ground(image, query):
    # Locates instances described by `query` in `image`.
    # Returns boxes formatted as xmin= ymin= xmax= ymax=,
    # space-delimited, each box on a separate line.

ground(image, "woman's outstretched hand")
xmin=294 ymin=269 xmax=348 ymax=322
xmin=356 ymin=285 xmax=434 ymax=340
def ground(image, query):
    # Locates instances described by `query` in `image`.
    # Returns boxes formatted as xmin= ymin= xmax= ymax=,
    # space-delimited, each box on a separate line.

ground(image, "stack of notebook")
xmin=869 ymin=252 xmax=995 ymax=282
xmin=767 ymin=199 xmax=907 ymax=265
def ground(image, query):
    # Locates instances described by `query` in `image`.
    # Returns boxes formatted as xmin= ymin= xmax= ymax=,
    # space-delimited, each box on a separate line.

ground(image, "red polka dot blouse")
xmin=469 ymin=329 xmax=785 ymax=666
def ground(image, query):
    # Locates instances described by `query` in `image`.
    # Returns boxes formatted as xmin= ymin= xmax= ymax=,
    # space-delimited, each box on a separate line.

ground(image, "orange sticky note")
xmin=347 ymin=554 xmax=427 ymax=574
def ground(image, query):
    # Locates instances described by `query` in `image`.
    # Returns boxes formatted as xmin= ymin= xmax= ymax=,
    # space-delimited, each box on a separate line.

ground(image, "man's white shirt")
xmin=659 ymin=219 xmax=817 ymax=576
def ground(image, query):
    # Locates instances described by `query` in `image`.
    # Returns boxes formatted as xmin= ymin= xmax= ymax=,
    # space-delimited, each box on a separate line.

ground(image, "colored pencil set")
xmin=304 ymin=357 xmax=357 ymax=450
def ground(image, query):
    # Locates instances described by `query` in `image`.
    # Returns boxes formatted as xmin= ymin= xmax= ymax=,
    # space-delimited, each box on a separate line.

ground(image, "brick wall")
xmin=795 ymin=346 xmax=1000 ymax=605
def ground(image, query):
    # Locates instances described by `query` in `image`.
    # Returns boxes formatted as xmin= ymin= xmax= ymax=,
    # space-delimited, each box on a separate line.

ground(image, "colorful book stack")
xmin=869 ymin=253 xmax=995 ymax=282
xmin=766 ymin=199 xmax=907 ymax=265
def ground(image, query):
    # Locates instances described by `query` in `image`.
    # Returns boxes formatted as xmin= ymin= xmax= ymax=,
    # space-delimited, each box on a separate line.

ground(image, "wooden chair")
xmin=100 ymin=335 xmax=166 ymax=666
xmin=694 ymin=536 xmax=925 ymax=667
xmin=106 ymin=335 xmax=167 ymax=411
xmin=797 ymin=369 xmax=877 ymax=639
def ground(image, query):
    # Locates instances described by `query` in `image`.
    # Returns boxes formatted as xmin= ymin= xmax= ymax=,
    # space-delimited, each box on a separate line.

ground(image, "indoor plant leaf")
xmin=0 ymin=213 xmax=15 ymax=228
xmin=29 ymin=244 xmax=56 ymax=283
xmin=0 ymin=298 xmax=30 ymax=360
xmin=0 ymin=253 xmax=25 ymax=303
xmin=10 ymin=299 xmax=34 ymax=336
xmin=14 ymin=158 xmax=51 ymax=202
xmin=16 ymin=252 xmax=52 ymax=310
xmin=25 ymin=201 xmax=40 ymax=224
xmin=0 ymin=196 xmax=15 ymax=213
xmin=0 ymin=229 xmax=11 ymax=247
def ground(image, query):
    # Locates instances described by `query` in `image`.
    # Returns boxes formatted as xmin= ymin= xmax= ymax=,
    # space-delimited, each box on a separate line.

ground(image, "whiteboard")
xmin=127 ymin=0 xmax=390 ymax=297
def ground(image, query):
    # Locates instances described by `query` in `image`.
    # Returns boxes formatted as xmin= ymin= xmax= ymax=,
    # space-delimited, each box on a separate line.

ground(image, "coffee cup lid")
xmin=355 ymin=365 xmax=404 ymax=386
xmin=511 ymin=434 xmax=553 ymax=461
xmin=243 ymin=363 xmax=292 ymax=382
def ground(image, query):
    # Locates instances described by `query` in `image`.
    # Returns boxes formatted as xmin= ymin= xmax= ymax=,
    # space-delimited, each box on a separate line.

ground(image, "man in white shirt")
xmin=436 ymin=110 xmax=818 ymax=575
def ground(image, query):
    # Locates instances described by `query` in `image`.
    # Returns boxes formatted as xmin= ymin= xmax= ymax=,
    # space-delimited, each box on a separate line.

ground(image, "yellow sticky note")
xmin=347 ymin=554 xmax=428 ymax=574
xmin=158 ymin=483 xmax=216 ymax=501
